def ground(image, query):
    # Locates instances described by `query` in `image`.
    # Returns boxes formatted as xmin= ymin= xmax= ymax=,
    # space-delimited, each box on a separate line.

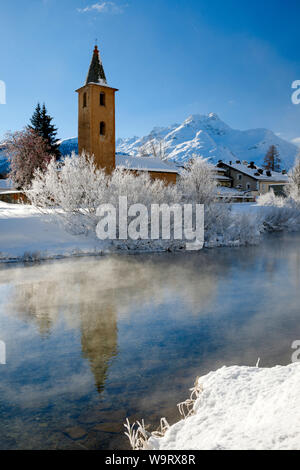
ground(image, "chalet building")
xmin=213 ymin=166 xmax=232 ymax=188
xmin=76 ymin=46 xmax=179 ymax=183
xmin=217 ymin=160 xmax=289 ymax=196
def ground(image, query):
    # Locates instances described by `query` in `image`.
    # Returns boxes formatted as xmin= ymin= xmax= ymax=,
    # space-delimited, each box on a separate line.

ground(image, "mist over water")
xmin=0 ymin=233 xmax=300 ymax=449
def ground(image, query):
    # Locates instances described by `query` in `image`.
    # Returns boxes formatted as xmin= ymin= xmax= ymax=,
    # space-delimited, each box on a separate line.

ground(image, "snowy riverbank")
xmin=0 ymin=201 xmax=258 ymax=262
xmin=146 ymin=363 xmax=300 ymax=450
xmin=0 ymin=200 xmax=297 ymax=262
xmin=0 ymin=202 xmax=104 ymax=262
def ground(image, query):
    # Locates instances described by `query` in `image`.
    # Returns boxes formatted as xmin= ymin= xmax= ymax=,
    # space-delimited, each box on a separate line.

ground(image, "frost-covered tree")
xmin=6 ymin=128 xmax=52 ymax=188
xmin=27 ymin=153 xmax=107 ymax=233
xmin=138 ymin=138 xmax=167 ymax=160
xmin=286 ymin=157 xmax=300 ymax=202
xmin=263 ymin=145 xmax=281 ymax=172
xmin=257 ymin=171 xmax=300 ymax=232
xmin=30 ymin=103 xmax=60 ymax=159
xmin=179 ymin=157 xmax=217 ymax=205
xmin=27 ymin=153 xmax=181 ymax=242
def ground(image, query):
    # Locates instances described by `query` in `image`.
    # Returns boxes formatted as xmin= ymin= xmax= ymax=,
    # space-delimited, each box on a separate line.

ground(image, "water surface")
xmin=0 ymin=233 xmax=299 ymax=449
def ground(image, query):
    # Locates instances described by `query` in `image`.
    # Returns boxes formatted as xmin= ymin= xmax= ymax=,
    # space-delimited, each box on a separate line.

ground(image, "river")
xmin=0 ymin=233 xmax=299 ymax=449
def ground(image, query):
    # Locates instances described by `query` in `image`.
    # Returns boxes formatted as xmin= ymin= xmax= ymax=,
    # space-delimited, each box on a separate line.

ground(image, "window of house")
xmin=100 ymin=121 xmax=106 ymax=136
xmin=83 ymin=92 xmax=87 ymax=108
xmin=100 ymin=92 xmax=105 ymax=106
xmin=246 ymin=183 xmax=251 ymax=190
xmin=238 ymin=174 xmax=242 ymax=181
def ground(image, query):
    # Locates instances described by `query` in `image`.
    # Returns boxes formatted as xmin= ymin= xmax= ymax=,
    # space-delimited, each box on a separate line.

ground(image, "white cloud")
xmin=291 ymin=137 xmax=300 ymax=148
xmin=78 ymin=2 xmax=125 ymax=14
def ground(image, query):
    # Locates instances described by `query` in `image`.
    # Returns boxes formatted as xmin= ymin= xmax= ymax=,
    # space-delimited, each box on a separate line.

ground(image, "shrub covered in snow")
xmin=180 ymin=159 xmax=260 ymax=246
xmin=256 ymin=158 xmax=300 ymax=232
xmin=258 ymin=203 xmax=300 ymax=232
xmin=257 ymin=180 xmax=300 ymax=233
xmin=257 ymin=190 xmax=286 ymax=208
xmin=286 ymin=157 xmax=300 ymax=203
xmin=206 ymin=207 xmax=260 ymax=247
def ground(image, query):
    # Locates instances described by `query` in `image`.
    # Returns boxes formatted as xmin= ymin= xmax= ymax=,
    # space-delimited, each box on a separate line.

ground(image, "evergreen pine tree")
xmin=263 ymin=145 xmax=281 ymax=172
xmin=30 ymin=103 xmax=60 ymax=159
xmin=30 ymin=103 xmax=43 ymax=134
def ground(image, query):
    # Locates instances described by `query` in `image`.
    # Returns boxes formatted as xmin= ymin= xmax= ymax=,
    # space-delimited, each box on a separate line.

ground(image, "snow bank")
xmin=0 ymin=202 xmax=104 ymax=262
xmin=148 ymin=363 xmax=300 ymax=450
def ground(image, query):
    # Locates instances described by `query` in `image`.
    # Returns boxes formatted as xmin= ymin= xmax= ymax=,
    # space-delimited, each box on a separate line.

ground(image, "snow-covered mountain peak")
xmin=182 ymin=113 xmax=230 ymax=136
xmin=184 ymin=112 xmax=220 ymax=123
xmin=116 ymin=113 xmax=298 ymax=169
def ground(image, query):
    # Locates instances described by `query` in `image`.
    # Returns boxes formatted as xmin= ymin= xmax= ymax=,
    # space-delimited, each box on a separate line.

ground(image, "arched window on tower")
xmin=83 ymin=92 xmax=87 ymax=108
xmin=100 ymin=121 xmax=106 ymax=136
xmin=100 ymin=92 xmax=105 ymax=106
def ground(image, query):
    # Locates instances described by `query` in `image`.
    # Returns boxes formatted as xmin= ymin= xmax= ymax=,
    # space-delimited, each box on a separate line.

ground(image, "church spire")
xmin=85 ymin=45 xmax=107 ymax=86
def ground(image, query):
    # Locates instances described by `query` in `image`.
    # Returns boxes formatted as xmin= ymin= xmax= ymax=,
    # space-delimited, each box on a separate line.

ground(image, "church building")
xmin=76 ymin=46 xmax=179 ymax=183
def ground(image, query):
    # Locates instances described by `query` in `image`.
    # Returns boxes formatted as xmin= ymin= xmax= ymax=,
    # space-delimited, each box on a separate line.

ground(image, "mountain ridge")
xmin=116 ymin=113 xmax=299 ymax=169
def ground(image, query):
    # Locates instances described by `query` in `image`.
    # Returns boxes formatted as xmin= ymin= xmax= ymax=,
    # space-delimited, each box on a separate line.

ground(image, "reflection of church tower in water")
xmin=8 ymin=270 xmax=118 ymax=395
xmin=80 ymin=302 xmax=118 ymax=394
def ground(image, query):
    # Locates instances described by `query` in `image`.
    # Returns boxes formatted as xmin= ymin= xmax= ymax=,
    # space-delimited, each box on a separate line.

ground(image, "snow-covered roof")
xmin=116 ymin=155 xmax=180 ymax=174
xmin=0 ymin=189 xmax=22 ymax=195
xmin=222 ymin=162 xmax=289 ymax=182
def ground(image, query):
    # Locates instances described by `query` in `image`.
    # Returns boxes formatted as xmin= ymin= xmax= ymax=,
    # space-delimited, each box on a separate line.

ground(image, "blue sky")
xmin=1 ymin=0 xmax=300 ymax=144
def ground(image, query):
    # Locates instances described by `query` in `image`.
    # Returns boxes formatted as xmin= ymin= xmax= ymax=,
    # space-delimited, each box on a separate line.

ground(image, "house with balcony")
xmin=217 ymin=160 xmax=289 ymax=197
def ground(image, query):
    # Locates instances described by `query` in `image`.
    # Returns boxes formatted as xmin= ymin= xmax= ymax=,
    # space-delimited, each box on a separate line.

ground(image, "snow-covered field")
xmin=148 ymin=363 xmax=300 ymax=451
xmin=0 ymin=202 xmax=104 ymax=262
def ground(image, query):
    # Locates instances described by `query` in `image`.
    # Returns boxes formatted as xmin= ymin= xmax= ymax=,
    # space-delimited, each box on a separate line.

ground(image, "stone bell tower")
xmin=76 ymin=45 xmax=118 ymax=173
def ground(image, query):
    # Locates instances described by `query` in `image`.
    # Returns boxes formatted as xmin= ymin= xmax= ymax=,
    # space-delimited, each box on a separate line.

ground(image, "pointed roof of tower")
xmin=85 ymin=45 xmax=107 ymax=85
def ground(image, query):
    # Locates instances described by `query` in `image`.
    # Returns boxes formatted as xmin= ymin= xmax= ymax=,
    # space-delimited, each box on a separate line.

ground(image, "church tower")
xmin=76 ymin=45 xmax=118 ymax=173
